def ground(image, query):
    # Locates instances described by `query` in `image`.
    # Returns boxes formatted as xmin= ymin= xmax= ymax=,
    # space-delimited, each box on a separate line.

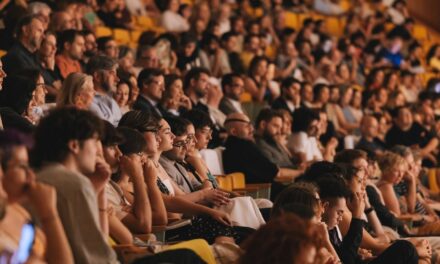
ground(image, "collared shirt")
xmin=159 ymin=155 xmax=202 ymax=193
xmin=286 ymin=100 xmax=295 ymax=112
xmin=140 ymin=94 xmax=162 ymax=117
xmin=37 ymin=163 xmax=118 ymax=264
xmin=55 ymin=54 xmax=83 ymax=79
xmin=90 ymin=93 xmax=122 ymax=126
xmin=227 ymin=98 xmax=244 ymax=114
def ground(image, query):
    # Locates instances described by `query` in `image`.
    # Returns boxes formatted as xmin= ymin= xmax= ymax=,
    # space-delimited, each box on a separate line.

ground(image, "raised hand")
xmin=347 ymin=191 xmax=365 ymax=219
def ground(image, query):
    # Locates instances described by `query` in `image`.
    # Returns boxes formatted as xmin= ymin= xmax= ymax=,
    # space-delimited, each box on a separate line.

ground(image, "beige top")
xmin=37 ymin=163 xmax=118 ymax=264
xmin=105 ymin=181 xmax=131 ymax=220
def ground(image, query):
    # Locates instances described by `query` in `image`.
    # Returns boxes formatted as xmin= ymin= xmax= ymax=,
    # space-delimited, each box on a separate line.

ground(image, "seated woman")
xmin=244 ymin=56 xmax=279 ymax=103
xmin=378 ymin=151 xmax=440 ymax=236
xmin=0 ymin=129 xmax=73 ymax=263
xmin=118 ymin=110 xmax=241 ymax=244
xmin=160 ymin=74 xmax=192 ymax=117
xmin=57 ymin=72 xmax=95 ymax=109
xmin=0 ymin=70 xmax=45 ymax=131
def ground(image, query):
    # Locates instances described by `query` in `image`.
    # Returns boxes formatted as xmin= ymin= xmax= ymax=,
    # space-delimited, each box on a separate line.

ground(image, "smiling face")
xmin=114 ymin=83 xmax=130 ymax=107
xmin=261 ymin=117 xmax=283 ymax=138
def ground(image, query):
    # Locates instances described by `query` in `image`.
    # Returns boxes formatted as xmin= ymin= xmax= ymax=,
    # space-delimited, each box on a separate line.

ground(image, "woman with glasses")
xmin=0 ymin=69 xmax=47 ymax=129
xmin=119 ymin=110 xmax=243 ymax=244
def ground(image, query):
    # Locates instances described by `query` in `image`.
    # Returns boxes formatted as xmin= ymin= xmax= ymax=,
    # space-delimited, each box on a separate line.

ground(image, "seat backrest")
xmin=200 ymin=147 xmax=225 ymax=175
xmin=215 ymin=175 xmax=233 ymax=191
xmin=229 ymin=172 xmax=246 ymax=189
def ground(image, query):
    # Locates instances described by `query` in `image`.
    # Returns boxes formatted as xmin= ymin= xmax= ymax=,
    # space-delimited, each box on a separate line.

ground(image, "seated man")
xmin=254 ymin=109 xmax=296 ymax=169
xmin=385 ymin=105 xmax=438 ymax=166
xmin=356 ymin=115 xmax=386 ymax=158
xmin=87 ymin=55 xmax=122 ymax=126
xmin=222 ymin=112 xmax=302 ymax=200
xmin=32 ymin=108 xmax=118 ymax=263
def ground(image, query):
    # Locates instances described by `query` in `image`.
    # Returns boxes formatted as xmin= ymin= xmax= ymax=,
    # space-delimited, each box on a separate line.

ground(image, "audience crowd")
xmin=2 ymin=0 xmax=440 ymax=263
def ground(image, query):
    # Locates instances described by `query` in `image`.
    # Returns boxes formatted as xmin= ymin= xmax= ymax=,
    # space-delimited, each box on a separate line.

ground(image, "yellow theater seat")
xmin=95 ymin=26 xmax=113 ymax=38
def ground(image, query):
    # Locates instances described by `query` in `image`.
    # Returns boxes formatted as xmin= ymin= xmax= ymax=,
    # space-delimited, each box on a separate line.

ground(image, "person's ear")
xmin=67 ymin=139 xmax=80 ymax=154
xmin=260 ymin=120 xmax=267 ymax=130
xmin=322 ymin=201 xmax=330 ymax=212
xmin=64 ymin=42 xmax=71 ymax=52
xmin=92 ymin=71 xmax=100 ymax=83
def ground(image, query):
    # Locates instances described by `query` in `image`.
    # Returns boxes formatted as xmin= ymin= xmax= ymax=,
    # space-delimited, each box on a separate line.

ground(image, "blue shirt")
xmin=89 ymin=93 xmax=122 ymax=126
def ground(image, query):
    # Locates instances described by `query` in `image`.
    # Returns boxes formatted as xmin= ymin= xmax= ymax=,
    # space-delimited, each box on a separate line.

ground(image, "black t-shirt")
xmin=223 ymin=136 xmax=279 ymax=184
xmin=385 ymin=122 xmax=435 ymax=148
xmin=355 ymin=137 xmax=386 ymax=157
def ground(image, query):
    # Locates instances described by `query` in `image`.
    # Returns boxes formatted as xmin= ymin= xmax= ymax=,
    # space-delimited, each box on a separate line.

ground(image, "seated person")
xmin=161 ymin=116 xmax=265 ymax=230
xmin=254 ymin=109 xmax=296 ymax=169
xmin=385 ymin=106 xmax=438 ymax=166
xmin=239 ymin=214 xmax=320 ymax=264
xmin=32 ymin=108 xmax=118 ymax=263
xmin=101 ymin=122 xmax=153 ymax=237
xmin=223 ymin=113 xmax=302 ymax=200
xmin=288 ymin=107 xmax=324 ymax=164
xmin=377 ymin=152 xmax=440 ymax=236
xmin=118 ymin=110 xmax=242 ymax=244
xmin=356 ymin=115 xmax=386 ymax=157
xmin=271 ymin=182 xmax=340 ymax=263
xmin=316 ymin=177 xmax=419 ymax=264
xmin=0 ymin=129 xmax=73 ymax=263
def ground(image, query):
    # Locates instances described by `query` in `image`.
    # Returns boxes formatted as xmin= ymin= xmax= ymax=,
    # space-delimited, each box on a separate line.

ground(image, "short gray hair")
xmin=86 ymin=55 xmax=117 ymax=75
xmin=28 ymin=2 xmax=51 ymax=15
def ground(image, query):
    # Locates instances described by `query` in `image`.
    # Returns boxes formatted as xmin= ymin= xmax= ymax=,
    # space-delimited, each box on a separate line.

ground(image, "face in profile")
xmin=2 ymin=145 xmax=35 ymax=203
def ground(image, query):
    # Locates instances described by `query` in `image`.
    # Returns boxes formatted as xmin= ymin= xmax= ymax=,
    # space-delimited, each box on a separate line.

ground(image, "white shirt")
xmin=161 ymin=10 xmax=190 ymax=33
xmin=288 ymin=132 xmax=323 ymax=162
xmin=228 ymin=98 xmax=244 ymax=113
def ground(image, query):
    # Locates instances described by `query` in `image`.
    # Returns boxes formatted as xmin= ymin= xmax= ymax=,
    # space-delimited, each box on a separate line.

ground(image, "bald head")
xmin=360 ymin=115 xmax=378 ymax=139
xmin=225 ymin=113 xmax=254 ymax=141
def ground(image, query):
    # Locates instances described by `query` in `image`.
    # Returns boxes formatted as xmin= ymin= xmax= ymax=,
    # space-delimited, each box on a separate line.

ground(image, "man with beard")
xmin=219 ymin=73 xmax=247 ymax=116
xmin=223 ymin=112 xmax=302 ymax=200
xmin=288 ymin=107 xmax=324 ymax=164
xmin=2 ymin=15 xmax=44 ymax=75
xmin=254 ymin=109 xmax=295 ymax=168
xmin=55 ymin=30 xmax=85 ymax=79
xmin=271 ymin=77 xmax=301 ymax=116
xmin=184 ymin=67 xmax=223 ymax=147
xmin=83 ymin=30 xmax=98 ymax=64
xmin=87 ymin=55 xmax=122 ymax=126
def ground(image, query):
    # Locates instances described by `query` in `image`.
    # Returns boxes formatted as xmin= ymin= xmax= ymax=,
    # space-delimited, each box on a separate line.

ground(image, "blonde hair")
xmin=377 ymin=151 xmax=406 ymax=174
xmin=57 ymin=72 xmax=93 ymax=107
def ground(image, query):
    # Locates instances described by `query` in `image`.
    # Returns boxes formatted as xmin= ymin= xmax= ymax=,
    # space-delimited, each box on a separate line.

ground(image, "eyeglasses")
xmin=135 ymin=152 xmax=145 ymax=158
xmin=172 ymin=138 xmax=191 ymax=148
